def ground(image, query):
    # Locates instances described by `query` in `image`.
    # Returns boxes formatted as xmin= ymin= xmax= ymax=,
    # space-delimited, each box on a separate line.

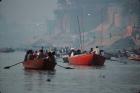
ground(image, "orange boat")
xmin=68 ymin=53 xmax=105 ymax=66
xmin=22 ymin=59 xmax=56 ymax=70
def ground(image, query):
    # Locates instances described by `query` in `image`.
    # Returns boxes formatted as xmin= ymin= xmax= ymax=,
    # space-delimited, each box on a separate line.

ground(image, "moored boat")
xmin=128 ymin=55 xmax=140 ymax=61
xmin=68 ymin=53 xmax=105 ymax=66
xmin=23 ymin=59 xmax=56 ymax=70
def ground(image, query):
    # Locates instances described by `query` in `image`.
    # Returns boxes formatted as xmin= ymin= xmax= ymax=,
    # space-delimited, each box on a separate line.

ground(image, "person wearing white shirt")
xmin=93 ymin=46 xmax=100 ymax=55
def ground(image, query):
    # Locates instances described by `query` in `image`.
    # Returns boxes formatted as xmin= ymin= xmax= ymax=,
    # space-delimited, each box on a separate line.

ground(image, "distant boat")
xmin=23 ymin=59 xmax=56 ymax=70
xmin=0 ymin=48 xmax=15 ymax=53
xmin=68 ymin=53 xmax=105 ymax=66
xmin=128 ymin=55 xmax=140 ymax=61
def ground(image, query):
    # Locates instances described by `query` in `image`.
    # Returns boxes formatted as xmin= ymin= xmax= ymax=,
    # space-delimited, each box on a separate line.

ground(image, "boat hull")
xmin=23 ymin=59 xmax=56 ymax=70
xmin=128 ymin=56 xmax=140 ymax=61
xmin=68 ymin=53 xmax=105 ymax=66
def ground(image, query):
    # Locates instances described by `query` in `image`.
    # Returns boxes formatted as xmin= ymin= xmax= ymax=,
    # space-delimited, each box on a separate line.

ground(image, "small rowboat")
xmin=128 ymin=55 xmax=140 ymax=61
xmin=68 ymin=53 xmax=105 ymax=66
xmin=23 ymin=59 xmax=56 ymax=70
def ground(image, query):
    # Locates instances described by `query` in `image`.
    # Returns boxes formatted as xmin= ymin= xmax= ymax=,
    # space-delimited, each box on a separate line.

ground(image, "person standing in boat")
xmin=75 ymin=49 xmax=81 ymax=55
xmin=24 ymin=50 xmax=34 ymax=61
xmin=89 ymin=48 xmax=93 ymax=53
xmin=44 ymin=50 xmax=48 ymax=57
xmin=92 ymin=46 xmax=100 ymax=55
xmin=33 ymin=51 xmax=38 ymax=59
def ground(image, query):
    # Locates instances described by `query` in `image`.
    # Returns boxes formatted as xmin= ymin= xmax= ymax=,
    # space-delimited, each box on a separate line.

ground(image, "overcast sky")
xmin=0 ymin=0 xmax=57 ymax=48
xmin=0 ymin=0 xmax=57 ymax=24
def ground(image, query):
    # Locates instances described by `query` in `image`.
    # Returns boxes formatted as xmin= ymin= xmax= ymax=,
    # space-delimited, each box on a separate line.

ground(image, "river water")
xmin=0 ymin=51 xmax=140 ymax=93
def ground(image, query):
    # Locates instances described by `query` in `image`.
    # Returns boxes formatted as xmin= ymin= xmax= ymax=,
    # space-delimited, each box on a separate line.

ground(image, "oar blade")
xmin=56 ymin=64 xmax=75 ymax=69
xmin=3 ymin=61 xmax=23 ymax=69
xmin=65 ymin=67 xmax=75 ymax=69
xmin=4 ymin=66 xmax=10 ymax=69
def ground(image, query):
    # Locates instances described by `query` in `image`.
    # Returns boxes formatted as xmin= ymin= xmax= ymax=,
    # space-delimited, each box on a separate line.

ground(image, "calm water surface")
xmin=0 ymin=51 xmax=140 ymax=93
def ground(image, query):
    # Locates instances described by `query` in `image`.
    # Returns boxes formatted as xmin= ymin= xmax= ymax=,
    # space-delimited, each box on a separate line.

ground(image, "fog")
xmin=0 ymin=0 xmax=57 ymax=48
xmin=0 ymin=0 xmax=140 ymax=50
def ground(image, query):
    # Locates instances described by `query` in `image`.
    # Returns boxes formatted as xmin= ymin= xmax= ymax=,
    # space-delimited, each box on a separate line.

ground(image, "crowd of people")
xmin=24 ymin=45 xmax=104 ymax=62
xmin=24 ymin=48 xmax=56 ymax=64
xmin=67 ymin=46 xmax=104 ymax=57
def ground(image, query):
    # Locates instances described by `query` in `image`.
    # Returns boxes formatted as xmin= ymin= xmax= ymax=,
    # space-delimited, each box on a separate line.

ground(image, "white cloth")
xmin=93 ymin=48 xmax=100 ymax=55
xmin=37 ymin=52 xmax=40 ymax=56
xmin=70 ymin=52 xmax=74 ymax=56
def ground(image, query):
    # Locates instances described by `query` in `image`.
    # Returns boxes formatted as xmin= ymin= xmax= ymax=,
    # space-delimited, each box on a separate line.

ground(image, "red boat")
xmin=68 ymin=53 xmax=105 ymax=66
xmin=22 ymin=59 xmax=56 ymax=70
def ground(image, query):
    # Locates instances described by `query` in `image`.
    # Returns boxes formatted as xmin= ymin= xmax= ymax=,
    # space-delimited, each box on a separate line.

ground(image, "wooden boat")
xmin=0 ymin=48 xmax=15 ymax=53
xmin=68 ymin=53 xmax=105 ymax=66
xmin=67 ymin=17 xmax=105 ymax=66
xmin=128 ymin=55 xmax=140 ymax=61
xmin=22 ymin=59 xmax=56 ymax=70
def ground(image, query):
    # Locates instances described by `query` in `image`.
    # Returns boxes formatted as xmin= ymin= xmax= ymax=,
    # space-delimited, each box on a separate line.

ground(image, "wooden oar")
xmin=56 ymin=64 xmax=74 ymax=69
xmin=4 ymin=61 xmax=23 ymax=69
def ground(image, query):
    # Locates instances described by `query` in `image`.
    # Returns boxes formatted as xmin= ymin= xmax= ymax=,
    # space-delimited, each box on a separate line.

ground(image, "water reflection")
xmin=23 ymin=70 xmax=56 ymax=92
xmin=1 ymin=52 xmax=140 ymax=93
xmin=71 ymin=64 xmax=106 ymax=70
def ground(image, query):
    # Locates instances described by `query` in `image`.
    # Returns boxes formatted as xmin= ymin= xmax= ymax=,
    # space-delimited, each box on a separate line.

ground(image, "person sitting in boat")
xmin=69 ymin=48 xmax=76 ymax=57
xmin=37 ymin=49 xmax=45 ymax=59
xmin=75 ymin=49 xmax=81 ymax=55
xmin=26 ymin=50 xmax=34 ymax=60
xmin=45 ymin=51 xmax=56 ymax=64
xmin=24 ymin=50 xmax=30 ymax=61
xmin=92 ymin=46 xmax=100 ymax=55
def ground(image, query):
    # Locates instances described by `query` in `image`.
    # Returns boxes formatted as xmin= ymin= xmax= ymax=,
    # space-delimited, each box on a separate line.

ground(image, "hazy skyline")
xmin=0 ymin=0 xmax=57 ymax=48
xmin=0 ymin=0 xmax=139 ymax=49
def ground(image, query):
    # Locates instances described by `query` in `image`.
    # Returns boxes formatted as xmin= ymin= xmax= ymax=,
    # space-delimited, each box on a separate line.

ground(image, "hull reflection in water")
xmin=23 ymin=70 xmax=56 ymax=92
